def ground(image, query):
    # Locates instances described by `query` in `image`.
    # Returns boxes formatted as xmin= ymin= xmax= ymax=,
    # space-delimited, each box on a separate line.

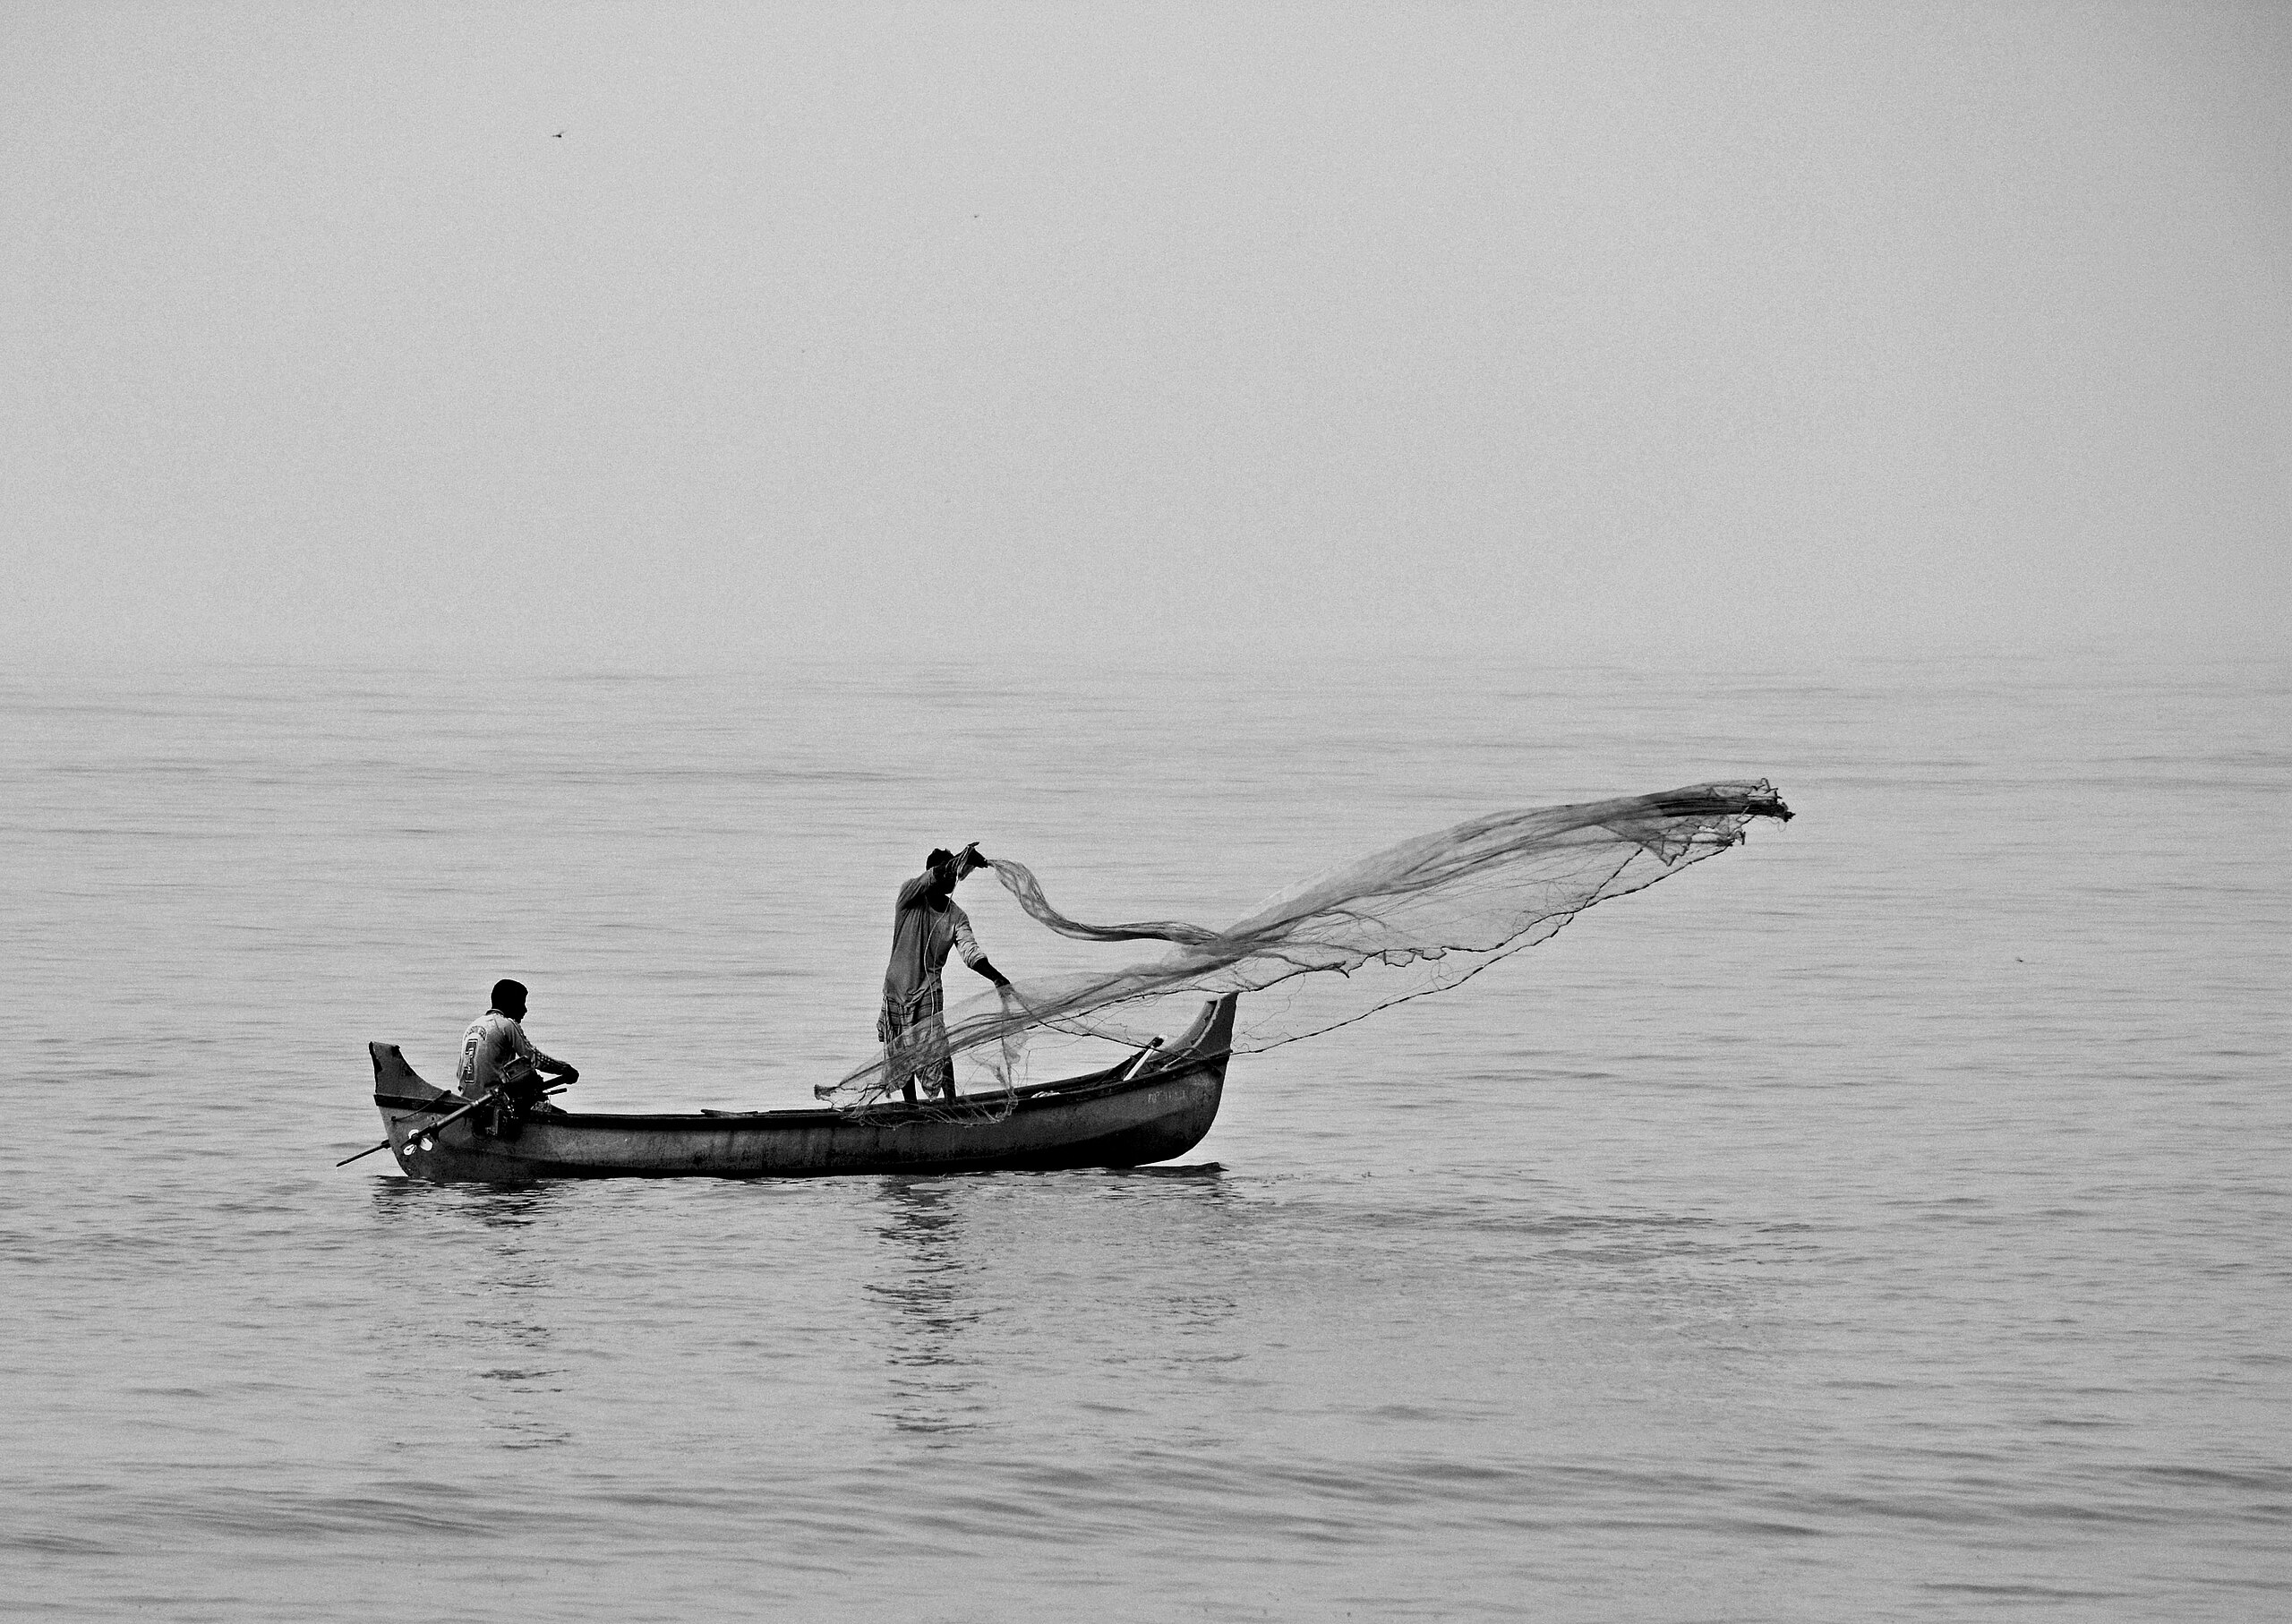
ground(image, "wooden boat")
xmin=365 ymin=994 xmax=1237 ymax=1182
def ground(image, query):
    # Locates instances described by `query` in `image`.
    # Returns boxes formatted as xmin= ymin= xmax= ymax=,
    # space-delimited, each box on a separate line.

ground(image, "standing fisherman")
xmin=458 ymin=979 xmax=578 ymax=1133
xmin=879 ymin=845 xmax=1013 ymax=1102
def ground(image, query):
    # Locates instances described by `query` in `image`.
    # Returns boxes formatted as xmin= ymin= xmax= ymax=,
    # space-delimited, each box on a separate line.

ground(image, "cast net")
xmin=817 ymin=780 xmax=1792 ymax=1112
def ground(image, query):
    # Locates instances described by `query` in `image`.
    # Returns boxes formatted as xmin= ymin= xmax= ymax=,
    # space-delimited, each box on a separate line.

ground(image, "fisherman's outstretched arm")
xmin=951 ymin=911 xmax=1013 ymax=988
xmin=510 ymin=1022 xmax=578 ymax=1082
xmin=970 ymin=957 xmax=1013 ymax=989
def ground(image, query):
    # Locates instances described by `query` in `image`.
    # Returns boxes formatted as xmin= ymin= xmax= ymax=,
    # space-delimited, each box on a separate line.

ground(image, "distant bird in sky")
xmin=553 ymin=131 xmax=564 ymax=138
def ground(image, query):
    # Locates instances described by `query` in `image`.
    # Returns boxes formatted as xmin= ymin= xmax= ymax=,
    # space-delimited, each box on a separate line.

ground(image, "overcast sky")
xmin=4 ymin=3 xmax=2286 ymax=667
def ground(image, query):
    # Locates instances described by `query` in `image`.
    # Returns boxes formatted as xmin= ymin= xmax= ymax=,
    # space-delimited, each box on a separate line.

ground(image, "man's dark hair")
xmin=492 ymin=979 xmax=528 ymax=1016
xmin=925 ymin=848 xmax=956 ymax=871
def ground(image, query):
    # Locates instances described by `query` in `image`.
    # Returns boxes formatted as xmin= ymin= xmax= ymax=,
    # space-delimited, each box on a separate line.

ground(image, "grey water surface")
xmin=3 ymin=654 xmax=2286 ymax=1621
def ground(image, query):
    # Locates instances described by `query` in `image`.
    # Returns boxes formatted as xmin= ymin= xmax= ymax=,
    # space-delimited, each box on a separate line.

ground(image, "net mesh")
xmin=817 ymin=780 xmax=1791 ymax=1112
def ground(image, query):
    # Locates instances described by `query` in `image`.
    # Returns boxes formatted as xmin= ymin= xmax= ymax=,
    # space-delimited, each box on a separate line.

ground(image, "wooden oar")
xmin=336 ymin=1095 xmax=487 ymax=1167
xmin=333 ymin=1084 xmax=573 ymax=1167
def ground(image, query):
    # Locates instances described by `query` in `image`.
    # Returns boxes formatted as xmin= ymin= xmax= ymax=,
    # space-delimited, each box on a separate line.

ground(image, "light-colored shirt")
xmin=456 ymin=1009 xmax=569 ymax=1097
xmin=881 ymin=873 xmax=988 ymax=1013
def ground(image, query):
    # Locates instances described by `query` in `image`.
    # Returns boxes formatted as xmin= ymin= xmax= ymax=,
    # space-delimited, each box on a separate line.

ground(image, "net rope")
xmin=818 ymin=780 xmax=1791 ymax=1112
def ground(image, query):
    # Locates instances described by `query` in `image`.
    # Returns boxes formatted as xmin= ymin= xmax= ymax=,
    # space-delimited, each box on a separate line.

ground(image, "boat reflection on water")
xmin=868 ymin=1177 xmax=988 ymax=1439
xmin=865 ymin=1165 xmax=1241 ymax=1440
xmin=357 ymin=1162 xmax=1250 ymax=1457
xmin=364 ymin=1180 xmax=577 ymax=1452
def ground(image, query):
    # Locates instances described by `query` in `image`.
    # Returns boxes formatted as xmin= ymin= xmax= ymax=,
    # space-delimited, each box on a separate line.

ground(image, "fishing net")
xmin=817 ymin=781 xmax=1792 ymax=1113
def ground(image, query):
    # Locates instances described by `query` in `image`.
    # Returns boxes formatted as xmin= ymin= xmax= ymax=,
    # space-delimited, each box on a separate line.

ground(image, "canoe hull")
xmin=369 ymin=996 xmax=1235 ymax=1183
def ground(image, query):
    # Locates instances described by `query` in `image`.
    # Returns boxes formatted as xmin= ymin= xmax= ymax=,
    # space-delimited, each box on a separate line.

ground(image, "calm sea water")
xmin=3 ymin=654 xmax=2287 ymax=1621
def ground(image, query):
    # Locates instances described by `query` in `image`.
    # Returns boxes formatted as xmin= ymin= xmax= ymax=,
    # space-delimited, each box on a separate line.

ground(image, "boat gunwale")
xmin=372 ymin=1052 xmax=1226 ymax=1130
xmin=370 ymin=996 xmax=1236 ymax=1132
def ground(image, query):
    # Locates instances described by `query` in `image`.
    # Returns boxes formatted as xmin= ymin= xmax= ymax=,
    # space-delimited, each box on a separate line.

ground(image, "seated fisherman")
xmin=879 ymin=844 xmax=1013 ymax=1102
xmin=458 ymin=979 xmax=578 ymax=1128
